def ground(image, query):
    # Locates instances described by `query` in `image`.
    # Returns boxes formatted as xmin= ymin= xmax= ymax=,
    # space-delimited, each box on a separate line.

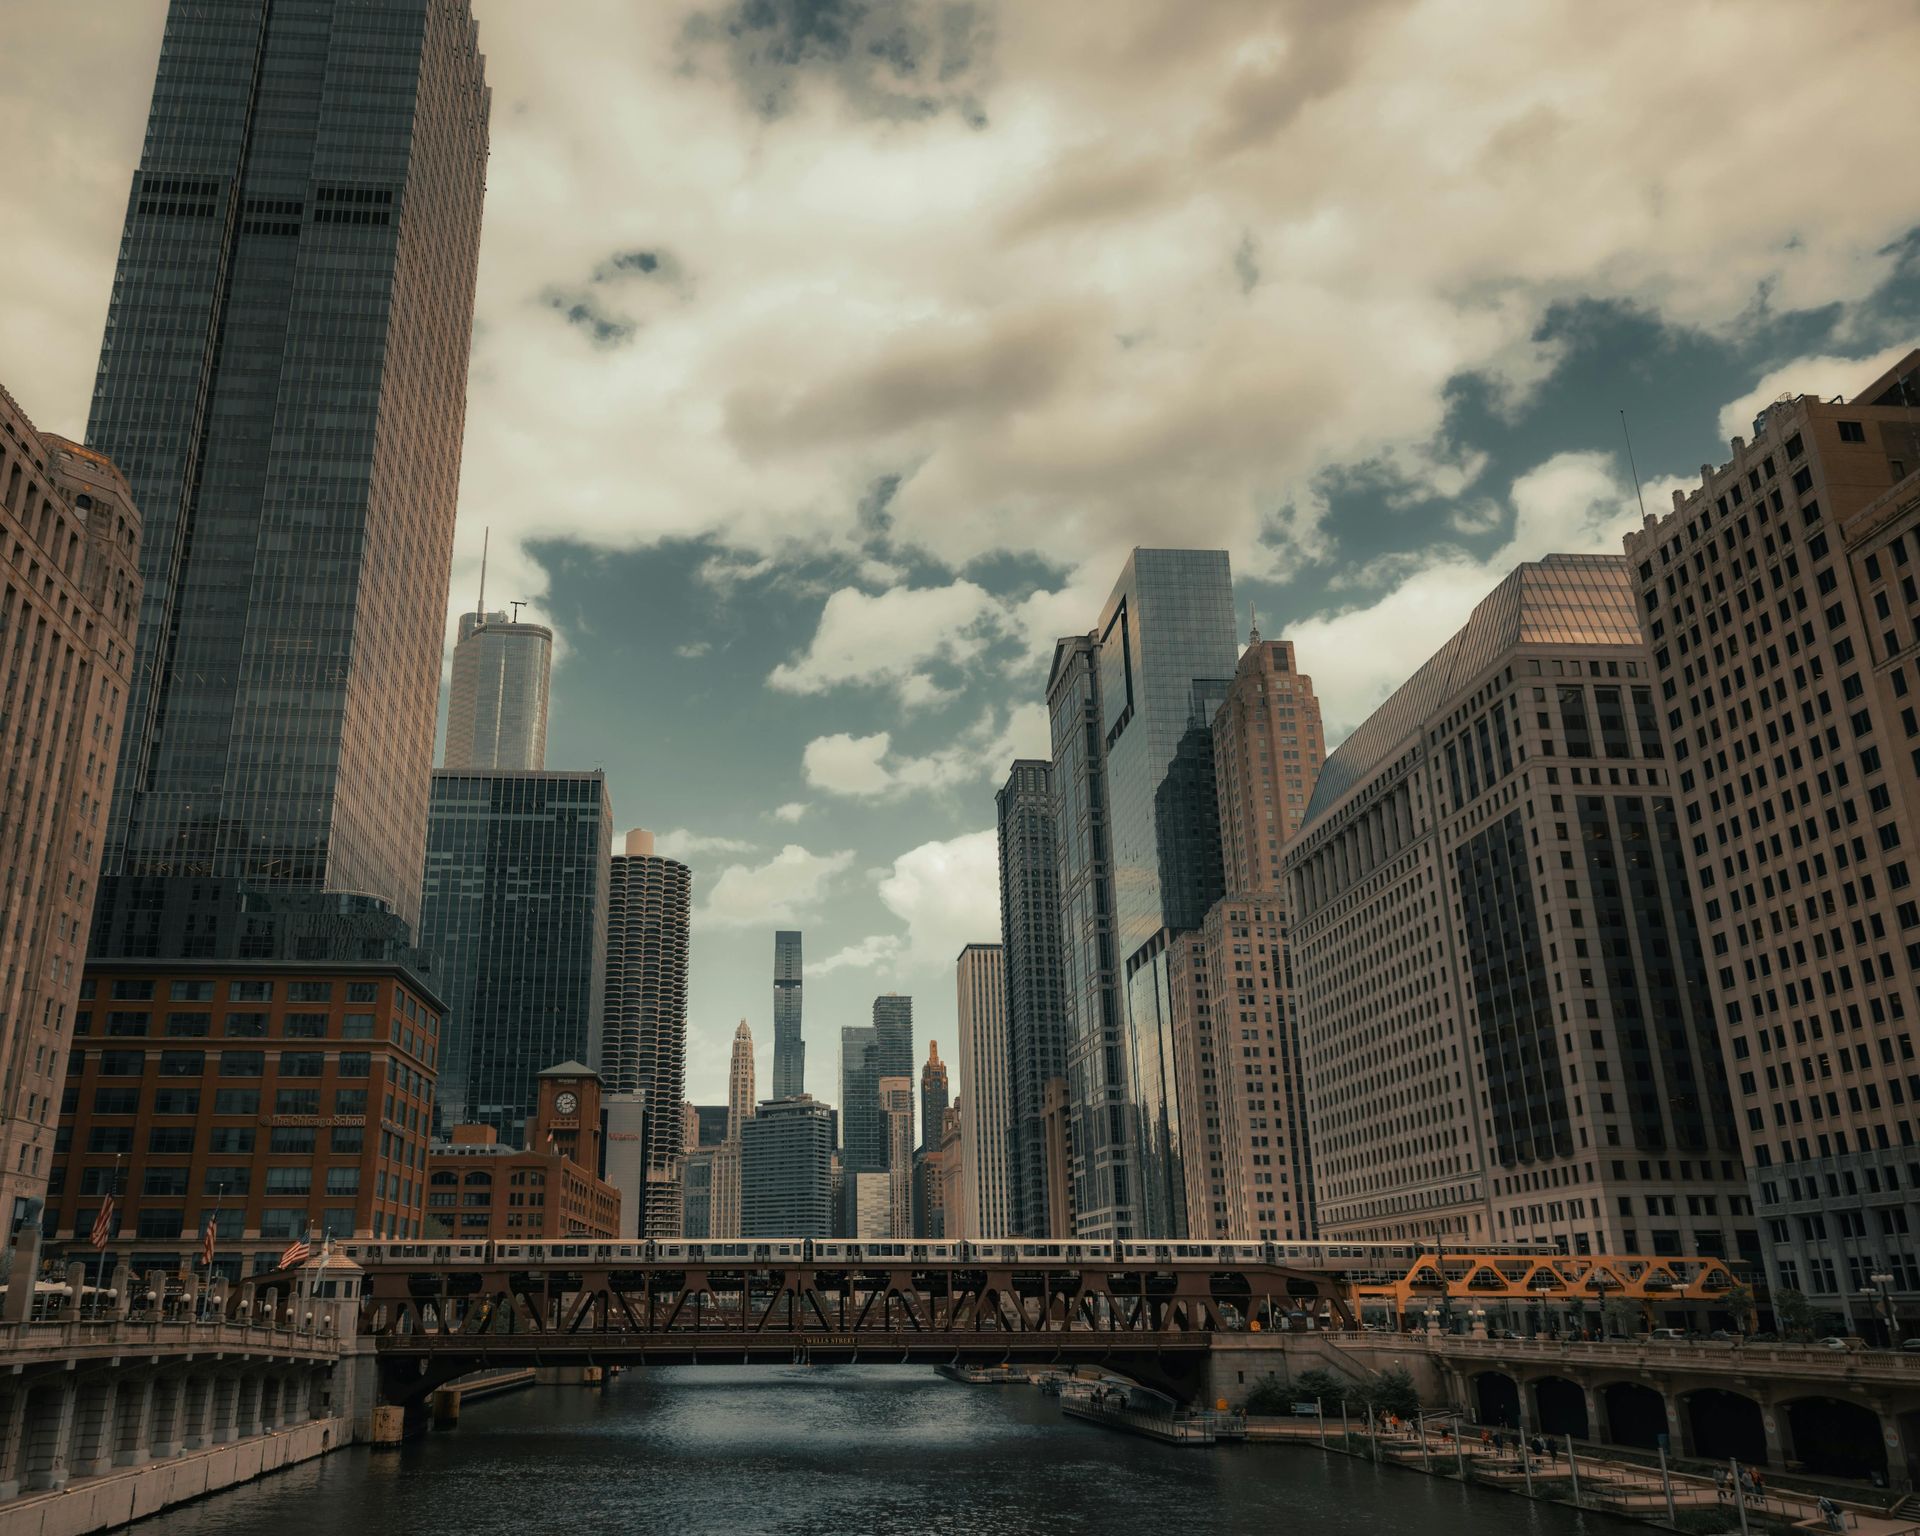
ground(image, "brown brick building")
xmin=0 ymin=386 xmax=142 ymax=1233
xmin=427 ymin=1063 xmax=620 ymax=1240
xmin=1623 ymin=349 xmax=1920 ymax=1322
xmin=48 ymin=905 xmax=441 ymax=1278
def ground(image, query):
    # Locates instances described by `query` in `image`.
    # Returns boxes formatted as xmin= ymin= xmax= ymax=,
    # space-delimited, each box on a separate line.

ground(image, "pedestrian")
xmin=1480 ymin=1427 xmax=1492 ymax=1451
xmin=1751 ymin=1469 xmax=1765 ymax=1502
xmin=1739 ymin=1468 xmax=1755 ymax=1505
xmin=1716 ymin=1469 xmax=1730 ymax=1504
xmin=1817 ymin=1495 xmax=1842 ymax=1532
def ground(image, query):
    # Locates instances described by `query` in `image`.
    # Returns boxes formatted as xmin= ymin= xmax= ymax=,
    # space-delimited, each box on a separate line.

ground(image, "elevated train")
xmin=334 ymin=1236 xmax=1560 ymax=1272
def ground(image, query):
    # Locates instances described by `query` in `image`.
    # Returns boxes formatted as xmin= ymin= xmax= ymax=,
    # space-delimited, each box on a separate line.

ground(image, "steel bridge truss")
xmin=1351 ymin=1251 xmax=1744 ymax=1311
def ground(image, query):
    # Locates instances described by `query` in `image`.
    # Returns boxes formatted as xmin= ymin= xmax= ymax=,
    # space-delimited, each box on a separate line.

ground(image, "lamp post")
xmin=1864 ymin=1272 xmax=1897 ymax=1347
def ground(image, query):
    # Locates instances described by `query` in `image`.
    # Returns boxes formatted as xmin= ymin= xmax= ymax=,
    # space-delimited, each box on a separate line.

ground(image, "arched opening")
xmin=1474 ymin=1371 xmax=1521 ymax=1428
xmin=1533 ymin=1376 xmax=1588 ymax=1438
xmin=1685 ymin=1389 xmax=1766 ymax=1464
xmin=1602 ymin=1381 xmax=1668 ymax=1449
xmin=1785 ymin=1397 xmax=1886 ymax=1482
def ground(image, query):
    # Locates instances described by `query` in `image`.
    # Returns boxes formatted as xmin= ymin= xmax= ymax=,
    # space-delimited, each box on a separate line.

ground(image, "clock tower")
xmin=534 ymin=1061 xmax=604 ymax=1174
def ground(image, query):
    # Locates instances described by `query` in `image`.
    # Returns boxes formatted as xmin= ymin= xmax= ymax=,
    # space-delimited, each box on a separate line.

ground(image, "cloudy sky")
xmin=4 ymin=1 xmax=1919 ymax=1106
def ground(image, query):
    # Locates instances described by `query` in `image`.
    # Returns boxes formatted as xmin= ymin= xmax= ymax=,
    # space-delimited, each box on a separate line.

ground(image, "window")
xmin=219 ymin=1051 xmax=263 ymax=1077
xmin=147 ymin=1127 xmax=194 ymax=1155
xmin=279 ymin=1052 xmax=324 ymax=1078
xmin=331 ymin=1125 xmax=364 ymax=1154
xmin=284 ymin=1014 xmax=328 ymax=1039
xmin=158 ymin=1050 xmax=205 ymax=1077
xmin=229 ymin=980 xmax=273 ymax=1002
xmin=325 ymin=1167 xmax=361 ymax=1195
xmin=321 ymin=1208 xmax=356 ymax=1238
xmin=224 ymin=1013 xmax=267 ymax=1038
xmin=151 ymin=1088 xmax=199 ymax=1115
xmin=339 ymin=1053 xmax=371 ymax=1079
xmin=346 ymin=982 xmax=378 ymax=1004
xmin=165 ymin=1013 xmax=211 ymax=1037
xmin=270 ymin=1127 xmax=317 ymax=1154
xmin=259 ymin=1209 xmax=304 ymax=1238
xmin=1837 ymin=420 xmax=1867 ymax=443
xmin=91 ymin=1087 xmax=139 ymax=1115
xmin=167 ymin=980 xmax=215 ymax=1002
xmin=136 ymin=1210 xmax=182 ymax=1241
xmin=288 ymin=982 xmax=333 ymax=1003
xmin=110 ymin=980 xmax=154 ymax=1001
xmin=87 ymin=1127 xmax=133 ymax=1154
xmin=212 ymin=1089 xmax=259 ymax=1116
xmin=105 ymin=1012 xmax=150 ymax=1036
xmin=265 ymin=1167 xmax=311 ymax=1195
xmin=342 ymin=1014 xmax=375 ymax=1039
xmin=275 ymin=1089 xmax=321 ymax=1115
xmin=334 ymin=1089 xmax=368 ymax=1115
xmin=208 ymin=1127 xmax=255 ymax=1154
xmin=99 ymin=1051 xmax=144 ymax=1076
xmin=143 ymin=1167 xmax=189 ymax=1195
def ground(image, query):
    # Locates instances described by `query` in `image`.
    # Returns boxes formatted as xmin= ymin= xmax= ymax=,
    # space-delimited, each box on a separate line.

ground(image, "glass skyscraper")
xmin=444 ymin=611 xmax=553 ymax=771
xmin=839 ymin=1025 xmax=881 ymax=1174
xmin=419 ymin=770 xmax=610 ymax=1138
xmin=88 ymin=0 xmax=491 ymax=937
xmin=1046 ymin=549 xmax=1238 ymax=1238
xmin=740 ymin=1096 xmax=834 ymax=1237
xmin=772 ymin=930 xmax=803 ymax=1098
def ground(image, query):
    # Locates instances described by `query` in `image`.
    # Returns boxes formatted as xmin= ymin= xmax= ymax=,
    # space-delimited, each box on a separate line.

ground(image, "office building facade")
xmin=955 ymin=944 xmax=1014 ymax=1237
xmin=881 ymin=1075 xmax=914 ymax=1237
xmin=773 ymin=931 xmax=804 ymax=1099
xmin=444 ymin=610 xmax=553 ymax=772
xmin=88 ymin=0 xmax=490 ymax=935
xmin=919 ymin=1043 xmax=949 ymax=1151
xmin=1284 ymin=555 xmax=1751 ymax=1258
xmin=605 ymin=829 xmax=692 ymax=1238
xmin=1623 ymin=352 xmax=1920 ymax=1314
xmin=997 ymin=759 xmax=1070 ymax=1237
xmin=840 ymin=1026 xmax=880 ymax=1174
xmin=740 ymin=1095 xmax=833 ymax=1238
xmin=0 ymin=395 xmax=142 ymax=1231
xmin=419 ymin=770 xmax=611 ymax=1140
xmin=1046 ymin=549 xmax=1239 ymax=1237
xmin=428 ymin=1063 xmax=619 ymax=1239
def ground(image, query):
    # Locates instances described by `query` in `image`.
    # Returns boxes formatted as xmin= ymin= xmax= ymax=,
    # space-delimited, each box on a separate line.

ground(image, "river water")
xmin=133 ymin=1366 xmax=1631 ymax=1536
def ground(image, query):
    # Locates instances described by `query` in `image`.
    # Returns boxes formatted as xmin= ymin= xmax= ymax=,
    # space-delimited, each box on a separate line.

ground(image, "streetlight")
xmin=1864 ymin=1273 xmax=1897 ymax=1347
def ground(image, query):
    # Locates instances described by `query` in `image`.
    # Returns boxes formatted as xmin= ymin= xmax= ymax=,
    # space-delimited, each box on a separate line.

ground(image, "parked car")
xmin=1647 ymin=1328 xmax=1691 ymax=1343
xmin=1815 ymin=1336 xmax=1858 ymax=1351
xmin=1900 ymin=1337 xmax=1920 ymax=1352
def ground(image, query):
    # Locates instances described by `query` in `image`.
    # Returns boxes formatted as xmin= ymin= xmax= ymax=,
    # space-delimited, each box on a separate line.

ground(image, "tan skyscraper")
xmin=0 ymin=392 xmax=141 ymax=1232
xmin=880 ymin=1075 xmax=914 ymax=1237
xmin=444 ymin=607 xmax=553 ymax=772
xmin=713 ymin=1019 xmax=755 ymax=1239
xmin=1284 ymin=555 xmax=1750 ymax=1255
xmin=955 ymin=944 xmax=1013 ymax=1236
xmin=1623 ymin=352 xmax=1920 ymax=1318
xmin=1172 ymin=629 xmax=1326 ymax=1240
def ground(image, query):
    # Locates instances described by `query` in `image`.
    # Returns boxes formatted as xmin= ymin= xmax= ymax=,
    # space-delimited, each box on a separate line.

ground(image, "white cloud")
xmin=697 ymin=844 xmax=855 ymax=928
xmin=810 ymin=934 xmax=903 ymax=976
xmin=768 ymin=580 xmax=1011 ymax=708
xmin=652 ymin=828 xmax=757 ymax=860
xmin=673 ymin=640 xmax=713 ymax=659
xmin=802 ymin=703 xmax=1049 ymax=799
xmin=772 ymin=801 xmax=810 ymax=823
xmin=1291 ymin=449 xmax=1673 ymax=740
xmin=876 ymin=830 xmax=1002 ymax=970
xmin=1716 ymin=345 xmax=1918 ymax=446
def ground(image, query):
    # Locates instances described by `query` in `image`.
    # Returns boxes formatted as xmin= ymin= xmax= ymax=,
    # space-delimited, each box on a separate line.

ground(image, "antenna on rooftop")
xmin=510 ymin=599 xmax=526 ymax=623
xmin=1619 ymin=412 xmax=1648 ymax=521
xmin=476 ymin=527 xmax=489 ymax=623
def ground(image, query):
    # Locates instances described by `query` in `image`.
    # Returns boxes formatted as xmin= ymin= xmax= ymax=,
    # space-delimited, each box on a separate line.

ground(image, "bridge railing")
xmin=1429 ymin=1335 xmax=1920 ymax=1378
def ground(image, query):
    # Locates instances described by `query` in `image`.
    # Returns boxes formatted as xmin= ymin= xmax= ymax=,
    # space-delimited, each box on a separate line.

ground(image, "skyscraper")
xmin=839 ymin=1026 xmax=881 ymax=1174
xmin=1284 ymin=555 xmax=1750 ymax=1256
xmin=0 ymin=398 xmax=141 ymax=1233
xmin=712 ymin=1019 xmax=755 ymax=1239
xmin=444 ymin=610 xmax=553 ymax=771
xmin=1170 ymin=630 xmax=1325 ymax=1240
xmin=919 ymin=1043 xmax=949 ymax=1151
xmin=419 ymin=770 xmax=611 ymax=1140
xmin=605 ymin=829 xmax=693 ymax=1238
xmin=881 ymin=1076 xmax=914 ymax=1237
xmin=773 ymin=930 xmax=804 ymax=1098
xmin=88 ymin=0 xmax=490 ymax=936
xmin=740 ymin=1096 xmax=834 ymax=1237
xmin=955 ymin=945 xmax=1013 ymax=1237
xmin=1046 ymin=549 xmax=1239 ymax=1237
xmin=1623 ymin=352 xmax=1920 ymax=1311
xmin=872 ymin=994 xmax=914 ymax=1090
xmin=997 ymin=759 xmax=1069 ymax=1236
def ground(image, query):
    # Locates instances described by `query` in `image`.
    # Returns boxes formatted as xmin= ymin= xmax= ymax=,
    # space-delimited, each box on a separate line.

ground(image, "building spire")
xmin=1247 ymin=600 xmax=1261 ymax=646
xmin=476 ymin=526 xmax=489 ymax=624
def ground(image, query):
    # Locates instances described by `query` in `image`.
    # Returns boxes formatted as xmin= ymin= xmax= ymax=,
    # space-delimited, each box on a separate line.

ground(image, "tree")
xmin=1351 ymin=1366 xmax=1421 ymax=1419
xmin=1602 ymin=1298 xmax=1641 ymax=1338
xmin=1774 ymin=1287 xmax=1816 ymax=1340
xmin=1244 ymin=1376 xmax=1295 ymax=1415
xmin=1292 ymin=1368 xmax=1347 ymax=1411
xmin=1718 ymin=1282 xmax=1755 ymax=1333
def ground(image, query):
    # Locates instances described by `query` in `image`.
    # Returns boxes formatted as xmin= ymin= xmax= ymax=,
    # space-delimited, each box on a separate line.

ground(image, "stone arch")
xmin=1474 ymin=1371 xmax=1521 ymax=1428
xmin=1601 ymin=1381 xmax=1668 ymax=1449
xmin=1684 ymin=1388 xmax=1766 ymax=1464
xmin=1783 ymin=1396 xmax=1887 ymax=1482
xmin=1531 ymin=1375 xmax=1589 ymax=1438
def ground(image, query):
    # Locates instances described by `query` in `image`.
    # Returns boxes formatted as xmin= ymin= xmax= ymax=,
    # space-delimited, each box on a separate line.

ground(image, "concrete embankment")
xmin=0 ymin=1416 xmax=346 ymax=1536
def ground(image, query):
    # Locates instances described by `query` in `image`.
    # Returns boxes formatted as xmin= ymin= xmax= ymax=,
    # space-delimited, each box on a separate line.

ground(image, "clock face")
xmin=554 ymin=1091 xmax=578 ymax=1115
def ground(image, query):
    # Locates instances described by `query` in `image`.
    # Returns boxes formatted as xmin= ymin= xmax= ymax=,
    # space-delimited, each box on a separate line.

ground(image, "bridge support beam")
xmin=0 ymin=1385 xmax=23 ymax=1500
xmin=113 ymin=1375 xmax=155 ymax=1467
xmin=182 ymin=1374 xmax=212 ymax=1451
xmin=68 ymin=1378 xmax=115 ymax=1478
xmin=210 ymin=1373 xmax=239 ymax=1445
xmin=23 ymin=1379 xmax=74 ymax=1492
xmin=149 ymin=1374 xmax=186 ymax=1460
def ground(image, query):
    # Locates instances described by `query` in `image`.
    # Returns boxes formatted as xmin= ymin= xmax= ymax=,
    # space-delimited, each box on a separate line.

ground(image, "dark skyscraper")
xmin=740 ymin=1096 xmax=834 ymax=1238
xmin=419 ymin=770 xmax=610 ymax=1139
xmin=88 ymin=0 xmax=490 ymax=936
xmin=997 ymin=759 xmax=1069 ymax=1237
xmin=773 ymin=930 xmax=804 ymax=1098
xmin=919 ymin=1042 xmax=949 ymax=1153
xmin=872 ymin=993 xmax=914 ymax=1150
xmin=839 ymin=1025 xmax=881 ymax=1174
xmin=1046 ymin=549 xmax=1238 ymax=1238
xmin=605 ymin=829 xmax=693 ymax=1238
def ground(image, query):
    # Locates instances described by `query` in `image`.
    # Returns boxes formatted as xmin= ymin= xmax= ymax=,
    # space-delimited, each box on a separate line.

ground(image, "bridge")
xmin=354 ymin=1245 xmax=1354 ymax=1408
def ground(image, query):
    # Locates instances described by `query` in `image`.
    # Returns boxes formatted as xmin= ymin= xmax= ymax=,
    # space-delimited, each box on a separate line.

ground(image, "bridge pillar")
xmin=181 ymin=1375 xmax=212 ymax=1451
xmin=209 ymin=1374 xmax=239 ymax=1445
xmin=1877 ymin=1403 xmax=1913 ymax=1487
xmin=113 ymin=1375 xmax=156 ymax=1467
xmin=1663 ymin=1388 xmax=1692 ymax=1456
xmin=235 ymin=1372 xmax=263 ymax=1438
xmin=68 ymin=1378 xmax=115 ymax=1477
xmin=0 ymin=1386 xmax=24 ymax=1499
xmin=259 ymin=1374 xmax=283 ymax=1430
xmin=149 ymin=1373 xmax=187 ymax=1459
xmin=22 ymin=1380 xmax=74 ymax=1492
xmin=1761 ymin=1397 xmax=1794 ymax=1469
xmin=1583 ymin=1383 xmax=1610 ymax=1444
xmin=110 ymin=1263 xmax=133 ymax=1320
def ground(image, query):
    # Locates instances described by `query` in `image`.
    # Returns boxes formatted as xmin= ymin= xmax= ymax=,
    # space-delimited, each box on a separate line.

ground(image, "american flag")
xmin=278 ymin=1236 xmax=312 ymax=1270
xmin=201 ymin=1213 xmax=217 ymax=1268
xmin=89 ymin=1194 xmax=115 ymax=1250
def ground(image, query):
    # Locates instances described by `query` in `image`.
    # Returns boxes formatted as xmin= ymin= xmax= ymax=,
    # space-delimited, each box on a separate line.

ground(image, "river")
xmin=131 ymin=1366 xmax=1633 ymax=1535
